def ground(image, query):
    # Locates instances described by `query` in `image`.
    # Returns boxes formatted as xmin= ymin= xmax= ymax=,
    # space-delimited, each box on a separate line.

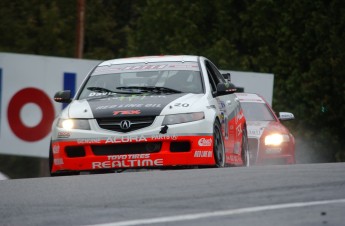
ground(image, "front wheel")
xmin=48 ymin=140 xmax=54 ymax=176
xmin=213 ymin=121 xmax=226 ymax=167
xmin=241 ymin=128 xmax=250 ymax=167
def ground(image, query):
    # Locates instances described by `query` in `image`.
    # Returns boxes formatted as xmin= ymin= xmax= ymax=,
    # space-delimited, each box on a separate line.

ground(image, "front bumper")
xmin=248 ymin=137 xmax=295 ymax=165
xmin=51 ymin=134 xmax=215 ymax=173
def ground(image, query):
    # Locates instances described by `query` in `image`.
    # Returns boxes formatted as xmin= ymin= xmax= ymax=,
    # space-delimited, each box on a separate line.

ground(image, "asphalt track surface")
xmin=0 ymin=163 xmax=345 ymax=226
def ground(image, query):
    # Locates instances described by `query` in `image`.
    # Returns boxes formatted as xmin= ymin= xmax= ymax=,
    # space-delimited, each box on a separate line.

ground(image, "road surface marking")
xmin=90 ymin=198 xmax=345 ymax=226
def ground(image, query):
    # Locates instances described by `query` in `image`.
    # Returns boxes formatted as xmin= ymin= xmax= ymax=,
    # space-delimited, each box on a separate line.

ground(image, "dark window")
xmin=205 ymin=61 xmax=219 ymax=94
xmin=241 ymin=103 xmax=276 ymax=121
xmin=209 ymin=61 xmax=226 ymax=83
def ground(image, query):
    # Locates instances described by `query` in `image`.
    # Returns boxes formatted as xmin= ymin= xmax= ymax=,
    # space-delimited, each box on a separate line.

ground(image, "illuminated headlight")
xmin=57 ymin=119 xmax=90 ymax=130
xmin=264 ymin=134 xmax=290 ymax=146
xmin=162 ymin=112 xmax=204 ymax=125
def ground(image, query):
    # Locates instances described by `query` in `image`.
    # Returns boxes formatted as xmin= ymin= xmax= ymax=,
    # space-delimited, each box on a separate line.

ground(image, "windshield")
xmin=78 ymin=62 xmax=203 ymax=100
xmin=241 ymin=102 xmax=276 ymax=121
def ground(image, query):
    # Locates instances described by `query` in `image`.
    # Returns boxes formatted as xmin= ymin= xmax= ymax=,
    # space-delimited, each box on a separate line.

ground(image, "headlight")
xmin=264 ymin=134 xmax=290 ymax=146
xmin=57 ymin=119 xmax=90 ymax=130
xmin=162 ymin=112 xmax=204 ymax=125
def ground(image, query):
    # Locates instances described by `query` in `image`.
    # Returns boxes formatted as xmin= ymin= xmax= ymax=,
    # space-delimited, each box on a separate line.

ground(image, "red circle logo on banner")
xmin=8 ymin=88 xmax=55 ymax=142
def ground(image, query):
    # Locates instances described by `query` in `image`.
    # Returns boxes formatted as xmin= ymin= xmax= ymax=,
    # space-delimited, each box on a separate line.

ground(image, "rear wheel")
xmin=241 ymin=128 xmax=250 ymax=167
xmin=213 ymin=121 xmax=226 ymax=167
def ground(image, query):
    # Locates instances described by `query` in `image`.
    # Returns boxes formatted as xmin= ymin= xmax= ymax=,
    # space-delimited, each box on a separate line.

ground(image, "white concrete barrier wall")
xmin=220 ymin=70 xmax=274 ymax=105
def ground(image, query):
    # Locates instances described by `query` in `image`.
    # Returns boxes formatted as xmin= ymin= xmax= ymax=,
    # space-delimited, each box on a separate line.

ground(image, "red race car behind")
xmin=235 ymin=93 xmax=295 ymax=165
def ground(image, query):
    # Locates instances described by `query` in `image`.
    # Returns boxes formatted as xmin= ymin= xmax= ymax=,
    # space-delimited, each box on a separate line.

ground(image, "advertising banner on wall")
xmin=0 ymin=53 xmax=100 ymax=157
xmin=0 ymin=53 xmax=273 ymax=158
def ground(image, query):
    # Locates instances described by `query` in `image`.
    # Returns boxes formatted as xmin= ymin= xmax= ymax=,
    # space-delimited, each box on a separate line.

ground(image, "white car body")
xmin=50 ymin=55 xmax=248 ymax=175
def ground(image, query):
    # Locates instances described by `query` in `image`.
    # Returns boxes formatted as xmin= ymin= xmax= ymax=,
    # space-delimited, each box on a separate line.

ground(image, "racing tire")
xmin=48 ymin=141 xmax=55 ymax=176
xmin=241 ymin=128 xmax=250 ymax=167
xmin=213 ymin=120 xmax=226 ymax=167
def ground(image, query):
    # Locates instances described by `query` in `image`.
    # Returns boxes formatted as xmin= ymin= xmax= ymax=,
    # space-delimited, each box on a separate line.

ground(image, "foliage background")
xmin=0 ymin=0 xmax=344 ymax=177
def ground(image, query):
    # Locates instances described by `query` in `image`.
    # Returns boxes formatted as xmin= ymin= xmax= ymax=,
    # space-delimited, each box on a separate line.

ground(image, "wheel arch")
xmin=214 ymin=116 xmax=221 ymax=128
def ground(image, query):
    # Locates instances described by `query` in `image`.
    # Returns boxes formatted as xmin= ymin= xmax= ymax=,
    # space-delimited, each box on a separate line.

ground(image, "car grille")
xmin=248 ymin=138 xmax=259 ymax=165
xmin=91 ymin=142 xmax=162 ymax=155
xmin=97 ymin=116 xmax=156 ymax=132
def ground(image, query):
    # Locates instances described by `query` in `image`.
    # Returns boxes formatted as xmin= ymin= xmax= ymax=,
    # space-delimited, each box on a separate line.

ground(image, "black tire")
xmin=48 ymin=141 xmax=55 ymax=176
xmin=213 ymin=121 xmax=226 ymax=167
xmin=241 ymin=127 xmax=250 ymax=167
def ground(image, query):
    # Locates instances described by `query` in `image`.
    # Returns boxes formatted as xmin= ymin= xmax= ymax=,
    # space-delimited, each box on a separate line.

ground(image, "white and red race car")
xmin=235 ymin=93 xmax=295 ymax=165
xmin=50 ymin=55 xmax=248 ymax=175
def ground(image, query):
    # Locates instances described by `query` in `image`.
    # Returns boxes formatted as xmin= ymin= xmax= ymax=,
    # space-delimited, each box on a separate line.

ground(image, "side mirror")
xmin=54 ymin=90 xmax=72 ymax=103
xmin=216 ymin=82 xmax=237 ymax=95
xmin=278 ymin=112 xmax=295 ymax=121
xmin=222 ymin=73 xmax=231 ymax=82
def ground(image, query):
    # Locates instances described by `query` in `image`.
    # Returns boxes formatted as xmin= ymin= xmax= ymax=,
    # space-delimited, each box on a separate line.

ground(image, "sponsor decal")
xmin=217 ymin=100 xmax=226 ymax=110
xmin=93 ymin=62 xmax=199 ymax=75
xmin=122 ymin=64 xmax=167 ymax=71
xmin=235 ymin=108 xmax=244 ymax=124
xmin=58 ymin=131 xmax=70 ymax=138
xmin=194 ymin=150 xmax=212 ymax=158
xmin=89 ymin=92 xmax=115 ymax=97
xmin=88 ymin=93 xmax=185 ymax=118
xmin=92 ymin=154 xmax=164 ymax=169
xmin=96 ymin=103 xmax=162 ymax=110
xmin=107 ymin=154 xmax=151 ymax=160
xmin=114 ymin=95 xmax=167 ymax=101
xmin=236 ymin=124 xmax=242 ymax=136
xmin=113 ymin=110 xmax=141 ymax=115
xmin=168 ymin=64 xmax=199 ymax=69
xmin=52 ymin=144 xmax=60 ymax=154
xmin=198 ymin=138 xmax=212 ymax=147
xmin=151 ymin=134 xmax=178 ymax=140
xmin=248 ymin=129 xmax=261 ymax=136
xmin=105 ymin=134 xmax=178 ymax=143
xmin=77 ymin=138 xmax=101 ymax=144
xmin=89 ymin=93 xmax=169 ymax=100
xmin=106 ymin=135 xmax=147 ymax=143
xmin=144 ymin=103 xmax=163 ymax=108
xmin=97 ymin=104 xmax=143 ymax=110
xmin=54 ymin=158 xmax=64 ymax=165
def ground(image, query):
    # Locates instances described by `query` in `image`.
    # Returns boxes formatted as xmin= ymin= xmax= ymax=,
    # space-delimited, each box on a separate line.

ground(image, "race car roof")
xmin=99 ymin=55 xmax=199 ymax=66
xmin=235 ymin=93 xmax=266 ymax=103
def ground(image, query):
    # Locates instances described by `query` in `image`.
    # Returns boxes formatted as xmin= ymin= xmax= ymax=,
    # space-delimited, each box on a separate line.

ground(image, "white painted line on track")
xmin=90 ymin=199 xmax=345 ymax=226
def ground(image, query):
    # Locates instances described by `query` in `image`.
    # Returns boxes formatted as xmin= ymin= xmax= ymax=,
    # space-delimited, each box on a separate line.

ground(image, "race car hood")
xmin=247 ymin=121 xmax=289 ymax=139
xmin=66 ymin=93 xmax=203 ymax=118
